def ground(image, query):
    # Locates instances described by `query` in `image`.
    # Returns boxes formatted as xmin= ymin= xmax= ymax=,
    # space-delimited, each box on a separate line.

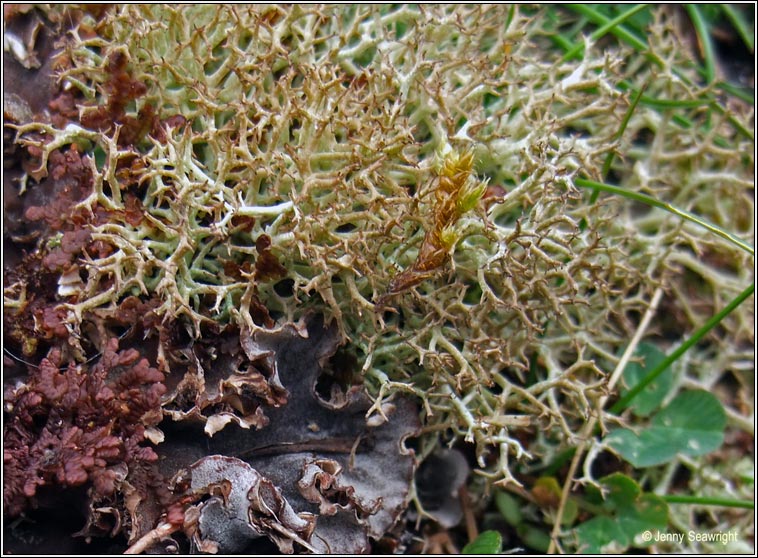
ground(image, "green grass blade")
xmin=545 ymin=8 xmax=585 ymax=52
xmin=633 ymin=93 xmax=713 ymax=110
xmin=662 ymin=494 xmax=755 ymax=510
xmin=565 ymin=4 xmax=648 ymax=51
xmin=548 ymin=32 xmax=575 ymax=52
xmin=721 ymin=4 xmax=754 ymax=53
xmin=685 ymin=4 xmax=717 ymax=84
xmin=587 ymin=83 xmax=648 ymax=207
xmin=711 ymin=100 xmax=755 ymax=141
xmin=717 ymin=80 xmax=754 ymax=104
xmin=610 ymin=283 xmax=755 ymax=414
xmin=552 ymin=8 xmax=752 ymax=141
xmin=598 ymin=83 xmax=648 ymax=179
xmin=565 ymin=4 xmax=664 ymax=67
xmin=562 ymin=4 xmax=650 ymax=62
xmin=576 ymin=178 xmax=755 ymax=256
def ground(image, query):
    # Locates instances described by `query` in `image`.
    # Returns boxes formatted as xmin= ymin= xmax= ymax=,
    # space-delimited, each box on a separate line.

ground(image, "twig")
xmin=123 ymin=521 xmax=180 ymax=554
xmin=547 ymin=286 xmax=664 ymax=554
xmin=459 ymin=484 xmax=479 ymax=543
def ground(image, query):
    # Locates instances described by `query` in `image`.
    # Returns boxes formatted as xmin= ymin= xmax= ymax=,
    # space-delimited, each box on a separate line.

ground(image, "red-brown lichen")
xmin=48 ymin=89 xmax=81 ymax=128
xmin=32 ymin=305 xmax=70 ymax=340
xmin=79 ymin=51 xmax=148 ymax=145
xmin=3 ymin=338 xmax=167 ymax=518
xmin=253 ymin=234 xmax=287 ymax=282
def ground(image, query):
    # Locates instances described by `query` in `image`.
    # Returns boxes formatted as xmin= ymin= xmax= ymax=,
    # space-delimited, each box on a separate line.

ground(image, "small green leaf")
xmin=516 ymin=523 xmax=551 ymax=553
xmin=606 ymin=390 xmax=726 ymax=467
xmin=533 ymin=476 xmax=563 ymax=499
xmin=621 ymin=342 xmax=672 ymax=417
xmin=605 ymin=428 xmax=670 ymax=468
xmin=617 ymin=494 xmax=668 ymax=540
xmin=575 ymin=516 xmax=628 ymax=553
xmin=575 ymin=474 xmax=668 ymax=553
xmin=93 ymin=145 xmax=107 ymax=170
xmin=595 ymin=473 xmax=641 ymax=511
xmin=495 ymin=490 xmax=523 ymax=526
xmin=462 ymin=530 xmax=503 ymax=554
xmin=533 ymin=476 xmax=578 ymax=526
xmin=457 ymin=178 xmax=488 ymax=213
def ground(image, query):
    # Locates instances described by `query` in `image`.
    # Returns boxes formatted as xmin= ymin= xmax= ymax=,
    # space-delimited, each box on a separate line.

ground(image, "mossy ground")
xmin=4 ymin=4 xmax=753 ymax=553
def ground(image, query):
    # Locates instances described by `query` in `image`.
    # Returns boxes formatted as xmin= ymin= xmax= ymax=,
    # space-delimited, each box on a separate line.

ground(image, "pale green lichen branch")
xmin=14 ymin=5 xmax=753 ymax=492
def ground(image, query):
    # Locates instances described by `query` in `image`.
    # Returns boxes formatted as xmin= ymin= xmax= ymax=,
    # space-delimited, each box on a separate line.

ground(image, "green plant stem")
xmin=685 ymin=4 xmax=717 ymax=84
xmin=562 ymin=4 xmax=649 ymax=62
xmin=561 ymin=5 xmax=754 ymax=142
xmin=614 ymin=85 xmax=713 ymax=109
xmin=593 ymin=82 xmax=648 ymax=204
xmin=611 ymin=283 xmax=755 ymax=414
xmin=548 ymin=288 xmax=664 ymax=554
xmin=565 ymin=4 xmax=663 ymax=66
xmin=717 ymin=80 xmax=754 ymax=104
xmin=721 ymin=4 xmax=754 ymax=53
xmin=662 ymin=494 xmax=754 ymax=510
xmin=576 ymin=178 xmax=755 ymax=257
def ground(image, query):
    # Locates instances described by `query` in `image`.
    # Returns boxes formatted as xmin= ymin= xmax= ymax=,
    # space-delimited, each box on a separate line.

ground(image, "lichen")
xmin=3 ymin=338 xmax=167 ymax=517
xmin=9 ymin=3 xmax=753 ymax=495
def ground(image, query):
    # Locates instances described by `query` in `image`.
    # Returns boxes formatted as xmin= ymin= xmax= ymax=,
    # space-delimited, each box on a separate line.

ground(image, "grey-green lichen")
xmin=14 ymin=5 xmax=754 ymax=487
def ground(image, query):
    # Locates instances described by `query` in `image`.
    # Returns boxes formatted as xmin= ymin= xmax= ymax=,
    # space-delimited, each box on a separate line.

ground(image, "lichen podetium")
xmin=10 ymin=5 xmax=754 ymax=488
